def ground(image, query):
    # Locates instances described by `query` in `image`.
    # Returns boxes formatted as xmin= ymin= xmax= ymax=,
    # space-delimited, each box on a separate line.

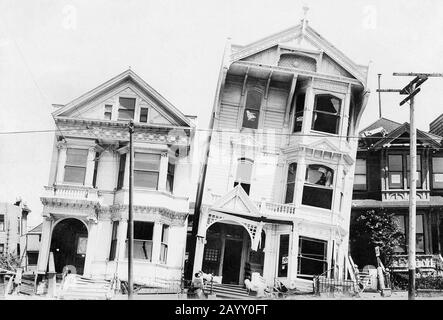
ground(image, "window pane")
xmin=245 ymin=91 xmax=262 ymax=110
xmin=119 ymin=97 xmax=136 ymax=110
xmin=287 ymin=163 xmax=297 ymax=184
xmin=130 ymin=221 xmax=154 ymax=240
xmin=242 ymin=109 xmax=259 ymax=129
xmin=389 ymin=172 xmax=403 ymax=189
xmin=312 ymin=113 xmax=339 ymax=134
xmin=126 ymin=240 xmax=153 ymax=260
xmin=355 ymin=159 xmax=366 ymax=175
xmin=305 ymin=165 xmax=333 ymax=187
xmin=140 ymin=108 xmax=148 ymax=123
xmin=302 ymin=185 xmax=333 ymax=209
xmin=118 ymin=109 xmax=134 ymax=120
xmin=314 ymin=95 xmax=341 ymax=114
xmin=285 ymin=183 xmax=295 ymax=204
xmin=433 ymin=158 xmax=443 ymax=188
xmin=134 ymin=171 xmax=159 ymax=188
xmin=388 ymin=155 xmax=403 ymax=171
xmin=236 ymin=159 xmax=253 ymax=183
xmin=66 ymin=149 xmax=88 ymax=166
xmin=433 ymin=157 xmax=443 ymax=172
xmin=295 ymin=93 xmax=305 ymax=113
xmin=64 ymin=166 xmax=86 ymax=184
xmin=134 ymin=153 xmax=160 ymax=171
xmin=433 ymin=173 xmax=443 ymax=188
xmin=162 ymin=225 xmax=169 ymax=243
xmin=353 ymin=175 xmax=367 ymax=190
xmin=298 ymin=237 xmax=327 ymax=277
xmin=416 ymin=215 xmax=424 ymax=233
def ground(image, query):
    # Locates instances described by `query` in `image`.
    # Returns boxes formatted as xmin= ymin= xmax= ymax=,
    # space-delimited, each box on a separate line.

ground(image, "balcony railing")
xmin=43 ymin=185 xmax=100 ymax=202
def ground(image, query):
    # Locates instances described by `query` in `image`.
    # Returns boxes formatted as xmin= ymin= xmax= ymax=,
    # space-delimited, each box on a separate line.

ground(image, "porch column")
xmin=301 ymin=78 xmax=314 ymax=136
xmin=262 ymin=226 xmax=277 ymax=286
xmin=158 ymin=152 xmax=168 ymax=192
xmin=117 ymin=219 xmax=128 ymax=263
xmin=84 ymin=146 xmax=96 ymax=187
xmin=55 ymin=144 xmax=67 ymax=184
xmin=288 ymin=223 xmax=299 ymax=282
xmin=36 ymin=216 xmax=53 ymax=273
xmin=83 ymin=219 xmax=98 ymax=276
xmin=152 ymin=221 xmax=163 ymax=263
xmin=192 ymin=236 xmax=206 ymax=277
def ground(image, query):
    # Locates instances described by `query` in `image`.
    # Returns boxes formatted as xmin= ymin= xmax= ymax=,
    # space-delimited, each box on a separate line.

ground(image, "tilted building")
xmin=188 ymin=20 xmax=369 ymax=288
xmin=37 ymin=69 xmax=196 ymax=289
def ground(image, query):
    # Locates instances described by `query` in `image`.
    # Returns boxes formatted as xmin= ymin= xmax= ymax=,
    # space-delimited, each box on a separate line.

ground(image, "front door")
xmin=222 ymin=239 xmax=242 ymax=284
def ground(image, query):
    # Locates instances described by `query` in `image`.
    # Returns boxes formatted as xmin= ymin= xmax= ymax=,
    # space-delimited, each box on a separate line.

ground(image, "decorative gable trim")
xmin=211 ymin=184 xmax=261 ymax=218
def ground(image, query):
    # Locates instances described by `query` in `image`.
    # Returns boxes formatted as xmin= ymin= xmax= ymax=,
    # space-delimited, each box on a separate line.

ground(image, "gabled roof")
xmin=53 ymin=69 xmax=192 ymax=127
xmin=359 ymin=117 xmax=402 ymax=136
xmin=371 ymin=122 xmax=442 ymax=150
xmin=211 ymin=185 xmax=261 ymax=218
xmin=230 ymin=21 xmax=368 ymax=86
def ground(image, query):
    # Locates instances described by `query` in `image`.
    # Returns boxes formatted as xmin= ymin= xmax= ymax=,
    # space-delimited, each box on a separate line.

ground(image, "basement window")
xmin=311 ymin=94 xmax=341 ymax=134
xmin=64 ymin=148 xmax=88 ymax=184
xmin=118 ymin=97 xmax=136 ymax=121
xmin=285 ymin=163 xmax=297 ymax=203
xmin=234 ymin=158 xmax=253 ymax=195
xmin=126 ymin=221 xmax=154 ymax=261
xmin=297 ymin=237 xmax=327 ymax=279
xmin=242 ymin=90 xmax=262 ymax=129
xmin=302 ymin=164 xmax=334 ymax=209
xmin=293 ymin=93 xmax=305 ymax=133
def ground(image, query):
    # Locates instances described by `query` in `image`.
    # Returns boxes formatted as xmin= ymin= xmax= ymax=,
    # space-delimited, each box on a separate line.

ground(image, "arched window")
xmin=242 ymin=90 xmax=262 ymax=129
xmin=312 ymin=94 xmax=341 ymax=134
xmin=285 ymin=163 xmax=297 ymax=203
xmin=302 ymin=164 xmax=334 ymax=209
xmin=234 ymin=158 xmax=253 ymax=195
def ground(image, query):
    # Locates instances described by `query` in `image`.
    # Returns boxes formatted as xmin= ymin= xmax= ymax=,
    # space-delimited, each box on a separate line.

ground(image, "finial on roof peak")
xmin=302 ymin=5 xmax=309 ymax=24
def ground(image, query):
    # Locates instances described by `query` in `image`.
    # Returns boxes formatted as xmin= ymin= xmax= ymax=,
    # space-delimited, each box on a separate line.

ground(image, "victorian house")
xmin=189 ymin=19 xmax=369 ymax=289
xmin=37 ymin=69 xmax=196 ymax=289
xmin=350 ymin=117 xmax=443 ymax=272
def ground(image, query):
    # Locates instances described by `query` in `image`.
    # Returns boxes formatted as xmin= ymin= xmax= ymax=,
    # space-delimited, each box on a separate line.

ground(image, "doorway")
xmin=222 ymin=239 xmax=243 ymax=284
xmin=50 ymin=218 xmax=88 ymax=274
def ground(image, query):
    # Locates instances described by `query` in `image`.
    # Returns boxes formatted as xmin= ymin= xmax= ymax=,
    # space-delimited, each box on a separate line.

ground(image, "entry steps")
xmin=58 ymin=275 xmax=113 ymax=300
xmin=209 ymin=283 xmax=251 ymax=299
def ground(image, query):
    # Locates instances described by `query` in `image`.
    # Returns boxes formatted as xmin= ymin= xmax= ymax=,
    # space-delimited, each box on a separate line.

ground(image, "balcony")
xmin=207 ymin=192 xmax=343 ymax=225
xmin=43 ymin=185 xmax=100 ymax=203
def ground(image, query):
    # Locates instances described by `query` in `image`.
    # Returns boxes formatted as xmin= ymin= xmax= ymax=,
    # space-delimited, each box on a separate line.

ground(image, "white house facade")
xmin=190 ymin=20 xmax=370 ymax=289
xmin=37 ymin=69 xmax=196 ymax=289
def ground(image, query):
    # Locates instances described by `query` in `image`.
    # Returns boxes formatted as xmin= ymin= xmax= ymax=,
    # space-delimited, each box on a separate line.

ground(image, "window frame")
xmin=63 ymin=148 xmax=89 ymax=185
xmin=311 ymin=93 xmax=342 ymax=135
xmin=432 ymin=156 xmax=443 ymax=189
xmin=117 ymin=96 xmax=137 ymax=121
xmin=393 ymin=213 xmax=425 ymax=254
xmin=241 ymin=89 xmax=263 ymax=130
xmin=104 ymin=104 xmax=113 ymax=120
xmin=387 ymin=153 xmax=423 ymax=190
xmin=159 ymin=224 xmax=169 ymax=264
xmin=297 ymin=236 xmax=328 ymax=279
xmin=126 ymin=221 xmax=154 ymax=261
xmin=301 ymin=163 xmax=335 ymax=210
xmin=284 ymin=162 xmax=297 ymax=203
xmin=133 ymin=152 xmax=161 ymax=189
xmin=353 ymin=158 xmax=367 ymax=191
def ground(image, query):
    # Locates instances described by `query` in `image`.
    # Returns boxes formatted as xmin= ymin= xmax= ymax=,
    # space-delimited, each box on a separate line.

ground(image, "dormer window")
xmin=242 ymin=91 xmax=262 ymax=129
xmin=118 ymin=97 xmax=136 ymax=121
xmin=312 ymin=94 xmax=341 ymax=135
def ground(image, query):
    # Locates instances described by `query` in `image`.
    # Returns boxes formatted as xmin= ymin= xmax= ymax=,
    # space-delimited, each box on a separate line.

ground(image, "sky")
xmin=1 ymin=0 xmax=443 ymax=228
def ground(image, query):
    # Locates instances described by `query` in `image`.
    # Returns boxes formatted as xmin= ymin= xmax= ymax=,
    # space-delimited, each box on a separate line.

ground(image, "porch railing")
xmin=43 ymin=185 xmax=100 ymax=201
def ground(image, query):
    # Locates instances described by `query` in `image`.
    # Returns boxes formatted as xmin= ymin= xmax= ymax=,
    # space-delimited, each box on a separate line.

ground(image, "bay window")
xmin=64 ymin=148 xmax=88 ymax=184
xmin=387 ymin=154 xmax=422 ymax=189
xmin=285 ymin=163 xmax=297 ymax=203
xmin=432 ymin=157 xmax=443 ymax=189
xmin=311 ymin=94 xmax=341 ymax=134
xmin=242 ymin=90 xmax=262 ymax=129
xmin=134 ymin=153 xmax=161 ymax=189
xmin=302 ymin=164 xmax=334 ymax=209
xmin=126 ymin=221 xmax=153 ymax=261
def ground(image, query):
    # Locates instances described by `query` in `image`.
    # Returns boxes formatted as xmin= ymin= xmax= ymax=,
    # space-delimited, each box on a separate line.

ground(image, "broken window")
xmin=139 ymin=107 xmax=148 ymax=123
xmin=64 ymin=148 xmax=88 ymax=184
xmin=166 ymin=161 xmax=175 ymax=193
xmin=293 ymin=93 xmax=305 ymax=133
xmin=104 ymin=104 xmax=113 ymax=120
xmin=432 ymin=157 xmax=443 ymax=189
xmin=298 ymin=237 xmax=327 ymax=278
xmin=126 ymin=221 xmax=154 ymax=261
xmin=234 ymin=158 xmax=253 ymax=195
xmin=160 ymin=224 xmax=169 ymax=264
xmin=302 ymin=164 xmax=334 ymax=209
xmin=109 ymin=221 xmax=119 ymax=261
xmin=118 ymin=97 xmax=136 ymax=121
xmin=277 ymin=234 xmax=290 ymax=277
xmin=353 ymin=158 xmax=367 ymax=191
xmin=134 ymin=153 xmax=160 ymax=189
xmin=285 ymin=163 xmax=297 ymax=203
xmin=242 ymin=90 xmax=262 ymax=129
xmin=311 ymin=94 xmax=341 ymax=134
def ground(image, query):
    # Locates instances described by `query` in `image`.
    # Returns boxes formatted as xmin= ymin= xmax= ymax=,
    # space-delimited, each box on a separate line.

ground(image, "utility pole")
xmin=377 ymin=72 xmax=442 ymax=300
xmin=128 ymin=120 xmax=134 ymax=299
xmin=377 ymin=74 xmax=382 ymax=118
